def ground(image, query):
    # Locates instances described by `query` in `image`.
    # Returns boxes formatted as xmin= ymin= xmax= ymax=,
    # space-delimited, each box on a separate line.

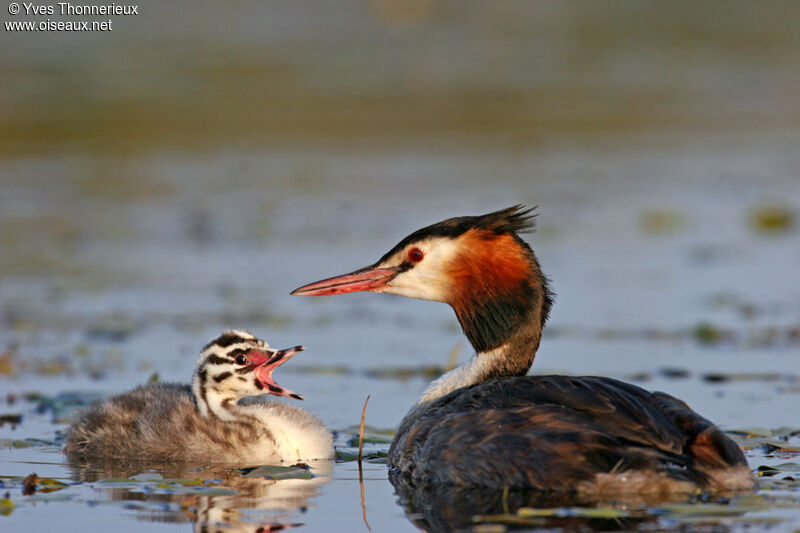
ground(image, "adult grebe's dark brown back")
xmin=292 ymin=206 xmax=754 ymax=494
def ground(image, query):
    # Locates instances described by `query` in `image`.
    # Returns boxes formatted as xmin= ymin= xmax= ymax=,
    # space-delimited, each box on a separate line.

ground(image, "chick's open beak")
xmin=254 ymin=345 xmax=306 ymax=401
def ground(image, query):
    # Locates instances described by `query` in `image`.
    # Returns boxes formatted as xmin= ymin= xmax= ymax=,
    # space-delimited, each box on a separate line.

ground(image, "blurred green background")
xmin=2 ymin=1 xmax=799 ymax=286
xmin=3 ymin=1 xmax=799 ymax=153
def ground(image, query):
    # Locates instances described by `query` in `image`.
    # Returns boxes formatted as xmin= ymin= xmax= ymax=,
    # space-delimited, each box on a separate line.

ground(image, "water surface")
xmin=2 ymin=2 xmax=800 ymax=531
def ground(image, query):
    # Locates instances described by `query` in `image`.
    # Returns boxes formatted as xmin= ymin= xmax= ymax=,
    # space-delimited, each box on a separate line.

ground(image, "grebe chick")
xmin=64 ymin=330 xmax=333 ymax=464
xmin=292 ymin=206 xmax=754 ymax=494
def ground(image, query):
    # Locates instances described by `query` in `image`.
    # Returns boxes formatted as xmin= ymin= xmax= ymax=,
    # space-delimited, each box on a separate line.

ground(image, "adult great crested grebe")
xmin=64 ymin=330 xmax=333 ymax=464
xmin=292 ymin=206 xmax=753 ymax=494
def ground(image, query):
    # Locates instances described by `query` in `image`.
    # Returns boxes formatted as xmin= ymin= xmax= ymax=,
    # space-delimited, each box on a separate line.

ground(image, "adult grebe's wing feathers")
xmin=418 ymin=376 xmax=685 ymax=451
xmin=389 ymin=375 xmax=747 ymax=489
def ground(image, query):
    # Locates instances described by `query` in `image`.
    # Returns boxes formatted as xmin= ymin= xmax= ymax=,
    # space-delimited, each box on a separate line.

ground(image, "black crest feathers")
xmin=377 ymin=205 xmax=539 ymax=263
xmin=471 ymin=205 xmax=537 ymax=236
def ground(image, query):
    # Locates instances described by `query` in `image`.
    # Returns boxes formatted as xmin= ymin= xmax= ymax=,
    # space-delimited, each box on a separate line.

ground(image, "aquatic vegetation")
xmin=240 ymin=465 xmax=314 ymax=481
xmin=694 ymin=322 xmax=725 ymax=345
xmin=640 ymin=208 xmax=685 ymax=235
xmin=749 ymin=204 xmax=796 ymax=235
xmin=0 ymin=493 xmax=14 ymax=516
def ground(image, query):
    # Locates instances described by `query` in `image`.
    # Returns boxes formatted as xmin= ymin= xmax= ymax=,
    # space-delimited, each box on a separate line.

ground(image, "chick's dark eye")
xmin=408 ymin=248 xmax=424 ymax=262
xmin=235 ymin=354 xmax=248 ymax=365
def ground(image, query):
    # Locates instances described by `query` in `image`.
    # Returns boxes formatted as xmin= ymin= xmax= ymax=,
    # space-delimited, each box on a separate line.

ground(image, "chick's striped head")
xmin=195 ymin=330 xmax=305 ymax=403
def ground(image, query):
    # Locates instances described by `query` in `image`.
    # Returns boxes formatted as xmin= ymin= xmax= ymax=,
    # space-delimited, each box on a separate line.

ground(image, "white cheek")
xmin=384 ymin=268 xmax=450 ymax=301
xmin=379 ymin=237 xmax=461 ymax=302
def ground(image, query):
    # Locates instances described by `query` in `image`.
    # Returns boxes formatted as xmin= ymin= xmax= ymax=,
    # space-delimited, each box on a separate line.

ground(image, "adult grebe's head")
xmin=292 ymin=206 xmax=553 ymax=354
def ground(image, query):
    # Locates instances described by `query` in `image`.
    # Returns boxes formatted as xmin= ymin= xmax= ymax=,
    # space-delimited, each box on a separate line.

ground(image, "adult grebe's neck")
xmin=418 ymin=244 xmax=551 ymax=405
xmin=416 ymin=322 xmax=543 ymax=405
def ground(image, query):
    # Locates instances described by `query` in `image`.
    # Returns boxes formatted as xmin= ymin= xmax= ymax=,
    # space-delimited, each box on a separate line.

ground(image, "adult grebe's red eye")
xmin=408 ymin=248 xmax=424 ymax=262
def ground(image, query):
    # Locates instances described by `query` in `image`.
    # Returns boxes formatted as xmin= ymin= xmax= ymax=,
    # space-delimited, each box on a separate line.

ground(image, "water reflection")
xmin=67 ymin=459 xmax=332 ymax=533
xmin=389 ymin=470 xmax=755 ymax=532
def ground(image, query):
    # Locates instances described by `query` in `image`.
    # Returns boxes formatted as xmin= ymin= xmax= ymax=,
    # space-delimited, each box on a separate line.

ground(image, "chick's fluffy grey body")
xmin=65 ymin=383 xmax=331 ymax=463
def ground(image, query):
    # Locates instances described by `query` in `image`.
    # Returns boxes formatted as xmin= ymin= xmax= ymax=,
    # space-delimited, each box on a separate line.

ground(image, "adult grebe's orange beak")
xmin=291 ymin=265 xmax=399 ymax=296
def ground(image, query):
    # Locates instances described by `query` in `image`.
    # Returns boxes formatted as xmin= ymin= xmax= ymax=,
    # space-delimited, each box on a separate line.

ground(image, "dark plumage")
xmin=391 ymin=376 xmax=748 ymax=492
xmin=292 ymin=206 xmax=754 ymax=494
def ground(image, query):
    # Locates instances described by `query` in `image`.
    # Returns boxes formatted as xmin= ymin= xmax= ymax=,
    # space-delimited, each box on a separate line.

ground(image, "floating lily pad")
xmin=346 ymin=435 xmax=393 ymax=445
xmin=771 ymin=427 xmax=800 ymax=439
xmin=517 ymin=507 xmax=629 ymax=519
xmin=728 ymin=427 xmax=774 ymax=438
xmin=97 ymin=475 xmax=236 ymax=495
xmin=156 ymin=478 xmax=204 ymax=488
xmin=726 ymin=434 xmax=789 ymax=450
xmin=656 ymin=502 xmax=769 ymax=516
xmin=35 ymin=477 xmax=69 ymax=493
xmin=758 ymin=477 xmax=800 ymax=490
xmin=335 ymin=449 xmax=359 ymax=462
xmin=474 ymin=506 xmax=629 ymax=527
xmin=345 ymin=430 xmax=394 ymax=446
xmin=704 ymin=372 xmax=781 ymax=384
xmin=335 ymin=448 xmax=388 ymax=463
xmin=97 ymin=478 xmax=140 ymax=485
xmin=342 ymin=425 xmax=394 ymax=442
xmin=18 ymin=473 xmax=69 ymax=494
xmin=0 ymin=439 xmax=34 ymax=449
xmin=764 ymin=444 xmax=800 ymax=453
xmin=180 ymin=486 xmax=238 ymax=496
xmin=765 ymin=462 xmax=800 ymax=472
xmin=129 ymin=473 xmax=164 ymax=482
xmin=242 ymin=465 xmax=313 ymax=480
xmin=473 ymin=514 xmax=543 ymax=527
xmin=155 ymin=480 xmax=235 ymax=495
